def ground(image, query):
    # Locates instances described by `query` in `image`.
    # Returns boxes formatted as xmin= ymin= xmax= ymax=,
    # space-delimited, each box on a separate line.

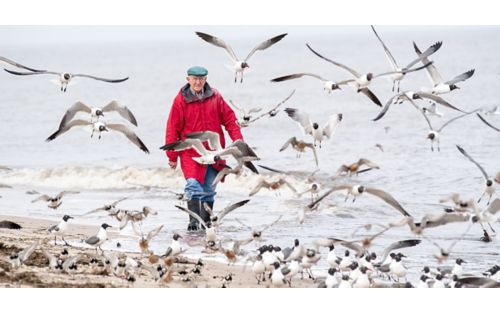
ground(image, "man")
xmin=164 ymin=66 xmax=243 ymax=231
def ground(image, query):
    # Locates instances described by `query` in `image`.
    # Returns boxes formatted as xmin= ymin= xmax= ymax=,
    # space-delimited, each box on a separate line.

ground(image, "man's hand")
xmin=169 ymin=161 xmax=177 ymax=169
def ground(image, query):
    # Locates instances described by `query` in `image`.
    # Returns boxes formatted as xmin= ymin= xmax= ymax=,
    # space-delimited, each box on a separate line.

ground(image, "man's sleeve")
xmin=219 ymin=96 xmax=243 ymax=141
xmin=165 ymin=98 xmax=184 ymax=162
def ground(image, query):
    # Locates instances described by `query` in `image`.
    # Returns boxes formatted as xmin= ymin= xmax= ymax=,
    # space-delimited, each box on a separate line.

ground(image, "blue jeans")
xmin=184 ymin=165 xmax=217 ymax=202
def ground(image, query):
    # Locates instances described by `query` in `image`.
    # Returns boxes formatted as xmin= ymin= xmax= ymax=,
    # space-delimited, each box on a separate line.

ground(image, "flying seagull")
xmin=0 ymin=56 xmax=45 ymax=72
xmin=195 ymin=31 xmax=287 ymax=83
xmin=4 ymin=68 xmax=129 ymax=92
xmin=46 ymin=120 xmax=149 ymax=153
xmin=371 ymin=25 xmax=442 ymax=92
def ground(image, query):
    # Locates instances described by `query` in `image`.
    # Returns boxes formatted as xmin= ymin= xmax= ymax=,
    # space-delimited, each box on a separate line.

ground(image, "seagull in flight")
xmin=305 ymin=43 xmax=432 ymax=107
xmin=372 ymin=90 xmax=464 ymax=121
xmin=371 ymin=25 xmax=442 ymax=92
xmin=279 ymin=136 xmax=319 ymax=167
xmin=413 ymin=42 xmax=475 ymax=95
xmin=456 ymin=145 xmax=497 ymax=205
xmin=270 ymin=72 xmax=352 ymax=93
xmin=195 ymin=31 xmax=287 ymax=83
xmin=58 ymin=100 xmax=138 ymax=130
xmin=284 ymin=108 xmax=342 ymax=148
xmin=4 ymin=68 xmax=129 ymax=92
xmin=243 ymin=89 xmax=296 ymax=125
xmin=46 ymin=120 xmax=150 ymax=153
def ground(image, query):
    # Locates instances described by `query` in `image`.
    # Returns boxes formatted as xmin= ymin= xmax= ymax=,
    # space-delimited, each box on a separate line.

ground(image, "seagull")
xmin=82 ymin=197 xmax=128 ymax=216
xmin=308 ymin=184 xmax=412 ymax=217
xmin=57 ymin=100 xmax=138 ymax=130
xmin=160 ymin=131 xmax=258 ymax=168
xmin=228 ymin=100 xmax=262 ymax=127
xmin=41 ymin=249 xmax=63 ymax=270
xmin=334 ymin=158 xmax=380 ymax=177
xmin=249 ymin=176 xmax=298 ymax=197
xmin=162 ymin=233 xmax=184 ymax=259
xmin=372 ymin=90 xmax=464 ymax=121
xmin=4 ymin=68 xmax=129 ymax=92
xmin=270 ymin=72 xmax=352 ymax=93
xmin=371 ymin=26 xmax=442 ymax=92
xmin=47 ymin=215 xmax=74 ymax=245
xmin=203 ymin=199 xmax=250 ymax=227
xmin=471 ymin=198 xmax=500 ymax=236
xmin=85 ymin=223 xmax=112 ymax=255
xmin=195 ymin=31 xmax=287 ymax=83
xmin=115 ymin=206 xmax=158 ymax=230
xmin=234 ymin=215 xmax=282 ymax=242
xmin=456 ymin=145 xmax=496 ymax=204
xmin=477 ymin=113 xmax=500 ymax=132
xmin=284 ymin=108 xmax=342 ymax=148
xmin=245 ymin=89 xmax=296 ymax=123
xmin=0 ymin=56 xmax=45 ymax=72
xmin=482 ymin=106 xmax=500 ymax=115
xmin=31 ymin=191 xmax=79 ymax=209
xmin=423 ymin=103 xmax=444 ymax=118
xmin=46 ymin=120 xmax=150 ymax=153
xmin=9 ymin=240 xmax=39 ymax=268
xmin=279 ymin=136 xmax=318 ymax=166
xmin=413 ymin=42 xmax=475 ymax=95
xmin=412 ymin=104 xmax=478 ymax=152
xmin=132 ymin=224 xmax=164 ymax=256
xmin=306 ymin=43 xmax=432 ymax=106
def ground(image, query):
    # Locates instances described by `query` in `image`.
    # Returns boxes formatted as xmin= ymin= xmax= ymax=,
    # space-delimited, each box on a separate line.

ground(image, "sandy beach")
xmin=0 ymin=214 xmax=318 ymax=288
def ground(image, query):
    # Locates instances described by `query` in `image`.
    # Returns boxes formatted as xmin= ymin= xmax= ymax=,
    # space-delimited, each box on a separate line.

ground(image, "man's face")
xmin=187 ymin=75 xmax=207 ymax=93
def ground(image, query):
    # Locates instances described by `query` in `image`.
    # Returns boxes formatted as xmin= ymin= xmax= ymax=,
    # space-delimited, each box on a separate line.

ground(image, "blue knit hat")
xmin=187 ymin=66 xmax=208 ymax=76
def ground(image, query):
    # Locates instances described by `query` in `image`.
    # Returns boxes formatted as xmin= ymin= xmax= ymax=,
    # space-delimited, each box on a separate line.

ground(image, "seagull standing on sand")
xmin=162 ymin=233 xmax=183 ymax=259
xmin=47 ymin=215 xmax=74 ymax=245
xmin=85 ymin=223 xmax=112 ymax=255
xmin=195 ymin=31 xmax=287 ymax=83
xmin=4 ymin=68 xmax=129 ymax=92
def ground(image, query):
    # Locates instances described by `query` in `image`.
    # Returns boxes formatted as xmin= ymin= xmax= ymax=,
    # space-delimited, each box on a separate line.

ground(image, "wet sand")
xmin=0 ymin=214 xmax=317 ymax=288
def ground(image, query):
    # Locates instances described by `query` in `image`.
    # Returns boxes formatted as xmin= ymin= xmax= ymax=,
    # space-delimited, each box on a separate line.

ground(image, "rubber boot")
xmin=187 ymin=199 xmax=201 ymax=231
xmin=200 ymin=201 xmax=213 ymax=228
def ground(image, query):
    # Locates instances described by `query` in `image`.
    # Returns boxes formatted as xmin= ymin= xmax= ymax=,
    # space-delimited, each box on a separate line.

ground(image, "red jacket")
xmin=165 ymin=83 xmax=243 ymax=184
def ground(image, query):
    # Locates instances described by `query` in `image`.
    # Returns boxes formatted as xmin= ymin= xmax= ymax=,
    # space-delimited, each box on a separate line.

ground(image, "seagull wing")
xmin=41 ymin=248 xmax=58 ymax=268
xmin=438 ymin=110 xmax=478 ymax=133
xmin=308 ymin=143 xmax=319 ymax=167
xmin=364 ymin=187 xmax=411 ymax=217
xmin=307 ymin=185 xmax=352 ymax=208
xmin=409 ymin=98 xmax=434 ymax=131
xmin=359 ymin=88 xmax=382 ymax=107
xmin=62 ymin=255 xmax=81 ymax=271
xmin=0 ymin=56 xmax=46 ymax=72
xmin=413 ymin=41 xmax=443 ymax=85
xmin=85 ymin=235 xmax=100 ymax=245
xmin=102 ymin=100 xmax=138 ymax=126
xmin=46 ymin=119 xmax=92 ymax=142
xmin=456 ymin=145 xmax=489 ymax=180
xmin=19 ymin=240 xmax=39 ymax=263
xmin=279 ymin=137 xmax=296 ymax=152
xmin=415 ymin=92 xmax=464 ymax=112
xmin=58 ymin=101 xmax=92 ymax=129
xmin=175 ymin=205 xmax=207 ymax=229
xmin=244 ymin=33 xmax=287 ymax=62
xmin=195 ymin=31 xmax=239 ymax=62
xmin=31 ymin=194 xmax=51 ymax=203
xmin=306 ymin=43 xmax=360 ymax=77
xmin=404 ymin=41 xmax=442 ymax=69
xmin=160 ymin=138 xmax=208 ymax=155
xmin=322 ymin=113 xmax=343 ymax=139
xmin=216 ymin=199 xmax=251 ymax=222
xmin=284 ymin=108 xmax=313 ymax=135
xmin=371 ymin=25 xmax=398 ymax=69
xmin=358 ymin=158 xmax=379 ymax=169
xmin=270 ymin=72 xmax=327 ymax=83
xmin=379 ymin=239 xmax=421 ymax=265
xmin=71 ymin=73 xmax=129 ymax=83
xmin=106 ymin=123 xmax=149 ymax=153
xmin=372 ymin=93 xmax=405 ymax=121
xmin=477 ymin=113 xmax=500 ymax=132
xmin=184 ymin=131 xmax=222 ymax=151
xmin=485 ymin=198 xmax=500 ymax=215
xmin=146 ymin=225 xmax=164 ymax=242
xmin=3 ymin=68 xmax=59 ymax=76
xmin=444 ymin=69 xmax=475 ymax=85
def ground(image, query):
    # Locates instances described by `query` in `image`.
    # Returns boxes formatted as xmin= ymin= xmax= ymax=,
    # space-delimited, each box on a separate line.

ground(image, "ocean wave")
xmin=0 ymin=166 xmax=312 ymax=194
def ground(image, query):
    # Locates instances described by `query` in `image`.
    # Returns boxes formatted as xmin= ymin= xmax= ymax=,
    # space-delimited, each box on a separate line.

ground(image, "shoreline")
xmin=0 ymin=214 xmax=317 ymax=288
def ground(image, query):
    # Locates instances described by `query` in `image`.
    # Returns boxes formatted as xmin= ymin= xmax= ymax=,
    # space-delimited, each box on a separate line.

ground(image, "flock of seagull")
xmin=1 ymin=26 xmax=500 ymax=287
